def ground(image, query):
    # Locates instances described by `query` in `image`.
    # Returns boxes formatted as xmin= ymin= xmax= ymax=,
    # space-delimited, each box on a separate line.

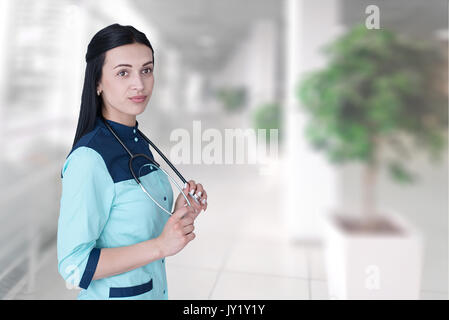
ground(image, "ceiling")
xmin=132 ymin=0 xmax=447 ymax=75
xmin=132 ymin=0 xmax=283 ymax=75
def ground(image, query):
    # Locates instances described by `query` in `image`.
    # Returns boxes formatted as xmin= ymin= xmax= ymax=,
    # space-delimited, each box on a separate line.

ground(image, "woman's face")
xmin=97 ymin=42 xmax=154 ymax=125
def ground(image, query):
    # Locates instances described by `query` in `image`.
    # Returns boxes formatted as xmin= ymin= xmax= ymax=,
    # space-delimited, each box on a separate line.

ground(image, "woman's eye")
xmin=117 ymin=69 xmax=152 ymax=77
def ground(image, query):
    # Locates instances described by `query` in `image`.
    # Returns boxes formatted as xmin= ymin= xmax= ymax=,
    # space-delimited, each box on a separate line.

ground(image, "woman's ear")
xmin=96 ymin=83 xmax=102 ymax=96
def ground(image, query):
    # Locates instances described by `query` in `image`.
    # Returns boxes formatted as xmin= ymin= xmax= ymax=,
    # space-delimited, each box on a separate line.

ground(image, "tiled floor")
xmin=166 ymin=234 xmax=312 ymax=300
xmin=164 ymin=163 xmax=311 ymax=300
xmin=15 ymin=227 xmax=449 ymax=300
xmin=12 ymin=163 xmax=448 ymax=300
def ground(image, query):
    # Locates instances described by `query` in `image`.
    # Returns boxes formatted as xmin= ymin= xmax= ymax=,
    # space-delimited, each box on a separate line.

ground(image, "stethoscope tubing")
xmin=138 ymin=129 xmax=187 ymax=185
xmin=103 ymin=119 xmax=192 ymax=215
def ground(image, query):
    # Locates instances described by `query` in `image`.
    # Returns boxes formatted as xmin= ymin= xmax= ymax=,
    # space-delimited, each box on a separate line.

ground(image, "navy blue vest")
xmin=63 ymin=116 xmax=157 ymax=183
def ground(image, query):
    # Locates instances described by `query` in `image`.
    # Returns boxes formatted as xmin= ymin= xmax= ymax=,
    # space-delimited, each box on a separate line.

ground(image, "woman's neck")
xmin=102 ymin=108 xmax=136 ymax=127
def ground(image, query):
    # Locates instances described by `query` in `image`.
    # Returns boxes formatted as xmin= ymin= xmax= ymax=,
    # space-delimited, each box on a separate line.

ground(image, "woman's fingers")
xmin=180 ymin=215 xmax=194 ymax=227
xmin=180 ymin=211 xmax=195 ymax=235
xmin=193 ymin=183 xmax=204 ymax=199
xmin=187 ymin=180 xmax=196 ymax=196
xmin=192 ymin=183 xmax=204 ymax=206
xmin=199 ymin=188 xmax=207 ymax=211
xmin=182 ymin=180 xmax=197 ymax=204
xmin=183 ymin=224 xmax=194 ymax=235
xmin=182 ymin=180 xmax=207 ymax=212
xmin=199 ymin=188 xmax=207 ymax=202
xmin=186 ymin=180 xmax=203 ymax=207
xmin=187 ymin=180 xmax=203 ymax=199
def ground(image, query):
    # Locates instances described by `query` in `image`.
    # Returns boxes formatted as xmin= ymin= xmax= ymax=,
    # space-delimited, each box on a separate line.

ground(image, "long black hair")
xmin=72 ymin=23 xmax=154 ymax=148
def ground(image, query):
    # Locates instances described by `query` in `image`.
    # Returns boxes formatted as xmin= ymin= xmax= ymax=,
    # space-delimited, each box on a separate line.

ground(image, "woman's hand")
xmin=156 ymin=206 xmax=196 ymax=257
xmin=174 ymin=180 xmax=208 ymax=217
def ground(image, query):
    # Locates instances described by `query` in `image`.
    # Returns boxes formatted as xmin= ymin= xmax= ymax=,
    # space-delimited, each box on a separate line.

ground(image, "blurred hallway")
xmin=0 ymin=0 xmax=447 ymax=300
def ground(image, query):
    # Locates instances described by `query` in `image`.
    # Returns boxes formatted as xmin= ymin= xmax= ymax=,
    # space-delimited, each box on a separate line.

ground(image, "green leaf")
xmin=387 ymin=161 xmax=415 ymax=184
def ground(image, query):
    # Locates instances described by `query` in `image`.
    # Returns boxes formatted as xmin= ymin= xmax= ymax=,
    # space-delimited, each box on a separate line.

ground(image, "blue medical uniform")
xmin=57 ymin=116 xmax=173 ymax=300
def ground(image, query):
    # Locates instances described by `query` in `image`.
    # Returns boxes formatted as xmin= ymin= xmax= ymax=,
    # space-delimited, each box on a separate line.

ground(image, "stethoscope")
xmin=103 ymin=118 xmax=194 ymax=215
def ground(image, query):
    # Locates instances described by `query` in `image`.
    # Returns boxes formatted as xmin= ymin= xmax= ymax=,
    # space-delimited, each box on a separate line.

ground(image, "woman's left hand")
xmin=174 ymin=180 xmax=208 ymax=218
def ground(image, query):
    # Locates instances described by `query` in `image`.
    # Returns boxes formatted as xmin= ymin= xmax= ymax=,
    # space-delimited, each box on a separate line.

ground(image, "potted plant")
xmin=216 ymin=86 xmax=247 ymax=113
xmin=252 ymin=102 xmax=282 ymax=174
xmin=297 ymin=25 xmax=447 ymax=299
xmin=252 ymin=101 xmax=282 ymax=144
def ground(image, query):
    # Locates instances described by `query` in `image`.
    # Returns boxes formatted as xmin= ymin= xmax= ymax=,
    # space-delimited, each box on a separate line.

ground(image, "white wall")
xmin=212 ymin=19 xmax=278 ymax=110
xmin=283 ymin=0 xmax=343 ymax=241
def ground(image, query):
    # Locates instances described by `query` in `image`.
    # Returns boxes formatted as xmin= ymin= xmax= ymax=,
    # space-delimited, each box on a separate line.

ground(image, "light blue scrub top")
xmin=57 ymin=116 xmax=173 ymax=300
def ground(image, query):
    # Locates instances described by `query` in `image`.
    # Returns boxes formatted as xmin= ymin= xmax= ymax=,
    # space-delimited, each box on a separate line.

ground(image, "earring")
xmin=97 ymin=90 xmax=101 ymax=96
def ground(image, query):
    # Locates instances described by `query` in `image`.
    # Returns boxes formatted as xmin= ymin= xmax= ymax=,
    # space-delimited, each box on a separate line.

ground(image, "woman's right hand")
xmin=156 ymin=206 xmax=196 ymax=257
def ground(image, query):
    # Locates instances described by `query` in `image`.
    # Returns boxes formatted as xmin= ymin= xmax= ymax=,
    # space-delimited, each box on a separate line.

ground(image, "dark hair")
xmin=72 ymin=23 xmax=154 ymax=147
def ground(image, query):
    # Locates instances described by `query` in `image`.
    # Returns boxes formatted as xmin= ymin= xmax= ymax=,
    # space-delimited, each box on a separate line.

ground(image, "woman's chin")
xmin=127 ymin=103 xmax=148 ymax=115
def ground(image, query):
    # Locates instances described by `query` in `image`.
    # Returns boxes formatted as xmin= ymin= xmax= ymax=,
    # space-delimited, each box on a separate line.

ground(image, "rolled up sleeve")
xmin=57 ymin=147 xmax=115 ymax=289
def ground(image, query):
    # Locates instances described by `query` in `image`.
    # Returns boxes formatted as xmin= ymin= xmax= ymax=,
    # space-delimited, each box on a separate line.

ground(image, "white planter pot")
xmin=322 ymin=209 xmax=424 ymax=299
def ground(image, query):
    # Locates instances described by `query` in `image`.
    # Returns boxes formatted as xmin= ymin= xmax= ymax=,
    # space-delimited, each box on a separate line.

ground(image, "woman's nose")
xmin=131 ymin=73 xmax=145 ymax=90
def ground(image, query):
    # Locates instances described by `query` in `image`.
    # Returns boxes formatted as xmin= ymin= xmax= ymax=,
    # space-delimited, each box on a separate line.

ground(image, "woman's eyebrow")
xmin=113 ymin=61 xmax=153 ymax=69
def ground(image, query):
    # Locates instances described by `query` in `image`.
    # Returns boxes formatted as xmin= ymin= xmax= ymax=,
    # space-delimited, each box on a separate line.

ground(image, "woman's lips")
xmin=129 ymin=96 xmax=147 ymax=103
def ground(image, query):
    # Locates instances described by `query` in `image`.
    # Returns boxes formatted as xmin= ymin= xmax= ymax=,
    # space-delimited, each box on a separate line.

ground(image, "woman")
xmin=57 ymin=23 xmax=208 ymax=300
